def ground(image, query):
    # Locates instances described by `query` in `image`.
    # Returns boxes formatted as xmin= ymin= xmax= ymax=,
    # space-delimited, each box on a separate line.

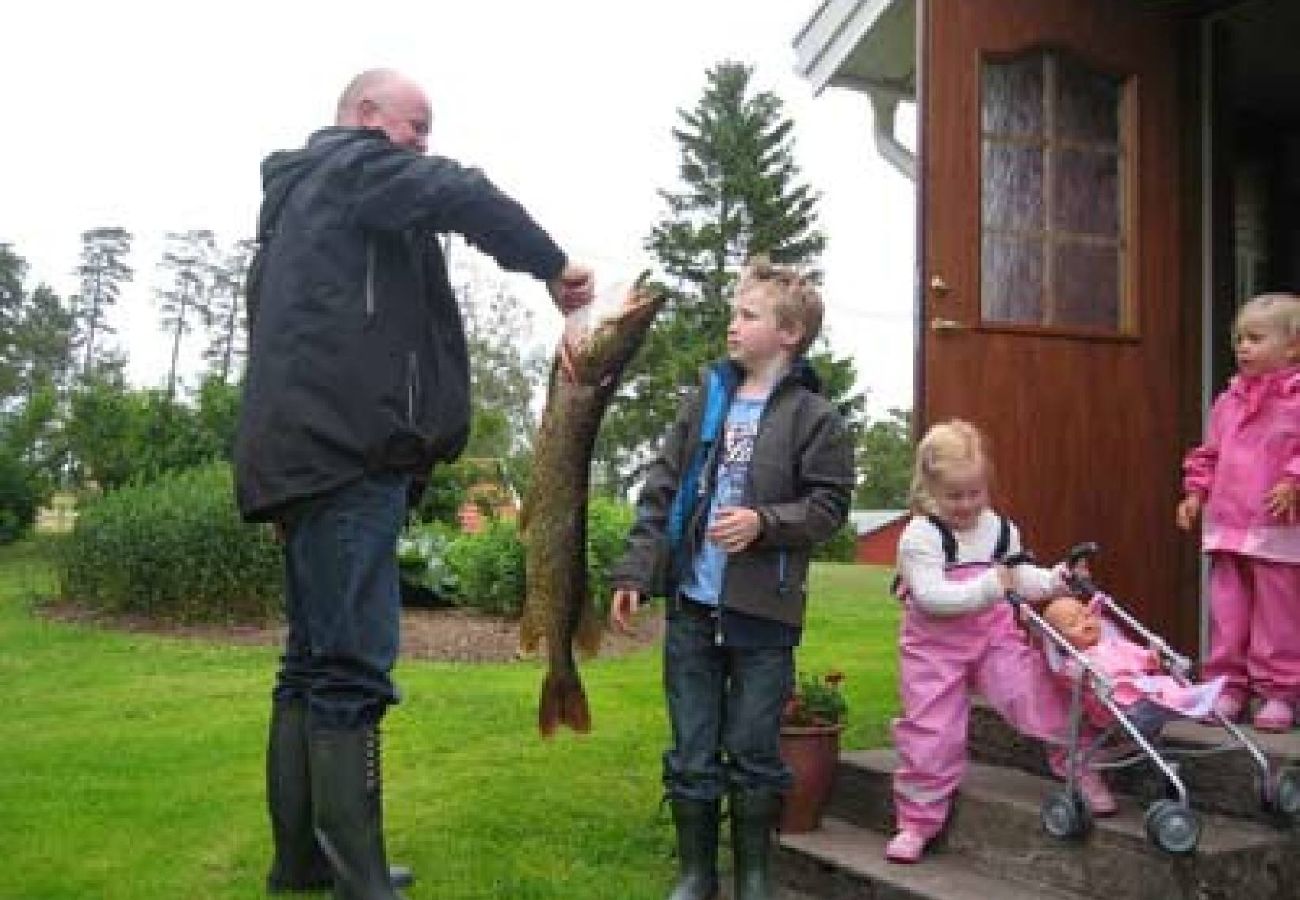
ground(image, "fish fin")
xmin=538 ymin=671 xmax=592 ymax=737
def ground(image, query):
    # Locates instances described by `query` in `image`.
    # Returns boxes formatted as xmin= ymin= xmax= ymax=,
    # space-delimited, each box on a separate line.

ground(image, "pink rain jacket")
xmin=1183 ymin=364 xmax=1300 ymax=564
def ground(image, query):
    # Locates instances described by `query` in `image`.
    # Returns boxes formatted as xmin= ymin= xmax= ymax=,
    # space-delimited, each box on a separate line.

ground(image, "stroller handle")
xmin=1065 ymin=542 xmax=1101 ymax=597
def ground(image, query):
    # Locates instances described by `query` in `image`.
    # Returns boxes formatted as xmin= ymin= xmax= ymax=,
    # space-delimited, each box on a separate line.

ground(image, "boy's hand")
xmin=1267 ymin=479 xmax=1298 ymax=523
xmin=1175 ymin=494 xmax=1202 ymax=531
xmin=610 ymin=588 xmax=641 ymax=633
xmin=707 ymin=506 xmax=761 ymax=553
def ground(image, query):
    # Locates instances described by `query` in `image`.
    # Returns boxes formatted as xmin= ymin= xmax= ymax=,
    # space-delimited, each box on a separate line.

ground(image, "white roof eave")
xmin=793 ymin=0 xmax=917 ymax=98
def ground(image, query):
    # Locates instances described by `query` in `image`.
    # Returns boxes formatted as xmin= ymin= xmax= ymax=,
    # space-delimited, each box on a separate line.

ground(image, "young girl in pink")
xmin=886 ymin=419 xmax=1115 ymax=864
xmin=1177 ymin=293 xmax=1300 ymax=732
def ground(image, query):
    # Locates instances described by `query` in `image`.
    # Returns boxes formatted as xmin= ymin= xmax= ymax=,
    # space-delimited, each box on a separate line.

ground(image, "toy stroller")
xmin=1005 ymin=543 xmax=1300 ymax=855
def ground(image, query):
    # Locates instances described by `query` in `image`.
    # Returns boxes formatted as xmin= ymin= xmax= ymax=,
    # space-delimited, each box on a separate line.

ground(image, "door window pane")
xmin=980 ymin=50 xmax=1128 ymax=332
xmin=982 ymin=56 xmax=1044 ymax=135
xmin=983 ymin=236 xmax=1045 ymax=324
xmin=983 ymin=144 xmax=1045 ymax=230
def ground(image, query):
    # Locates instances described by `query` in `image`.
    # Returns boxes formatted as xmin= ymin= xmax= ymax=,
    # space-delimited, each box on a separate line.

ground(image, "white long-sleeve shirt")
xmin=895 ymin=509 xmax=1064 ymax=616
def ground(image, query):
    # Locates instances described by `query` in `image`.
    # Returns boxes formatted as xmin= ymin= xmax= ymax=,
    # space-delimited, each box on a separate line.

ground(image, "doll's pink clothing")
xmin=1182 ymin=364 xmax=1300 ymax=564
xmin=1079 ymin=633 xmax=1225 ymax=718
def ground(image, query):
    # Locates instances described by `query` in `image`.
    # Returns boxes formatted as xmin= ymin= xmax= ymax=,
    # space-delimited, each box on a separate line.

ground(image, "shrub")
xmin=0 ymin=452 xmax=39 ymax=545
xmin=444 ymin=518 xmax=526 ymax=616
xmin=585 ymin=496 xmax=635 ymax=619
xmin=436 ymin=496 xmax=634 ymax=619
xmin=57 ymin=462 xmax=282 ymax=622
xmin=397 ymin=520 xmax=461 ymax=598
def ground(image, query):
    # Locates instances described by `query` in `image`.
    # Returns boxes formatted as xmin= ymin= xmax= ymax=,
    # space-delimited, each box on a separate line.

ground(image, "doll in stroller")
xmin=1008 ymin=543 xmax=1300 ymax=854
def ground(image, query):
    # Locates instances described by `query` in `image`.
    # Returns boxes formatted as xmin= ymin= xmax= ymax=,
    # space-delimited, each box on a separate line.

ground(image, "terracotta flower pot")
xmin=778 ymin=722 xmax=843 ymax=833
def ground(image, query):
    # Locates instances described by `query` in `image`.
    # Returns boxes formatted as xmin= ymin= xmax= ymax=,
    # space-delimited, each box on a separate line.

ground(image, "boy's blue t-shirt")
xmin=680 ymin=394 xmax=800 ymax=647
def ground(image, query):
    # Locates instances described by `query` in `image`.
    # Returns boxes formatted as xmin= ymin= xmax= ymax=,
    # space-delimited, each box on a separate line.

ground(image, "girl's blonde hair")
xmin=735 ymin=256 xmax=824 ymax=357
xmin=1233 ymin=293 xmax=1300 ymax=343
xmin=909 ymin=419 xmax=992 ymax=516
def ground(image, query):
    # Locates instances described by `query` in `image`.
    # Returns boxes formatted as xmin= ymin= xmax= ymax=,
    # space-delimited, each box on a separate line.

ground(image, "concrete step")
xmin=967 ymin=698 xmax=1300 ymax=822
xmin=820 ymin=749 xmax=1299 ymax=900
xmin=777 ymin=816 xmax=1089 ymax=900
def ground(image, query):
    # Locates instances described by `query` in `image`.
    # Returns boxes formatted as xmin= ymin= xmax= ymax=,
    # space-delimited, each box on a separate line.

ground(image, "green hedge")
xmin=57 ymin=463 xmax=282 ymax=622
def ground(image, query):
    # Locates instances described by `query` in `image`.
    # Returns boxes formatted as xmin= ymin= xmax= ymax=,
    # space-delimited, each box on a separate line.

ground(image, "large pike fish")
xmin=520 ymin=277 xmax=664 ymax=737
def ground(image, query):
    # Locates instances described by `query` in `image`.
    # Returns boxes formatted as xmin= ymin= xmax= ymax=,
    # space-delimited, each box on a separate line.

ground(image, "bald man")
xmin=235 ymin=69 xmax=593 ymax=899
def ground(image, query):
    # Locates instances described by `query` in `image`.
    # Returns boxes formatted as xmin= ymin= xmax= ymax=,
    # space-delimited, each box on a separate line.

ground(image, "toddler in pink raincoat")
xmin=1177 ymin=293 xmax=1300 ymax=732
xmin=884 ymin=420 xmax=1115 ymax=864
xmin=1042 ymin=596 xmax=1226 ymax=720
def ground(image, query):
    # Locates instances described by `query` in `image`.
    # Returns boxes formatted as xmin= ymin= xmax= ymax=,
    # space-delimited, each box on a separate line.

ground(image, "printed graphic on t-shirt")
xmin=717 ymin=414 xmax=759 ymax=507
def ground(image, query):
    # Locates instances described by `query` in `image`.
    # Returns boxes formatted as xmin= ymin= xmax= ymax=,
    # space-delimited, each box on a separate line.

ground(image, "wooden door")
xmin=919 ymin=0 xmax=1195 ymax=648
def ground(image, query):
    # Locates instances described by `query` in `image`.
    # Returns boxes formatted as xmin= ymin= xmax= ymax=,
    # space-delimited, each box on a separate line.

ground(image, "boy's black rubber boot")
xmin=668 ymin=798 xmax=721 ymax=900
xmin=309 ymin=724 xmax=406 ymax=900
xmin=729 ymin=789 xmax=781 ymax=900
xmin=265 ymin=702 xmax=412 ymax=894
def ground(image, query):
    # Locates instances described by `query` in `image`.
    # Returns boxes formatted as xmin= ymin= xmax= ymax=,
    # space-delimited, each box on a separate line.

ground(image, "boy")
xmin=610 ymin=259 xmax=855 ymax=900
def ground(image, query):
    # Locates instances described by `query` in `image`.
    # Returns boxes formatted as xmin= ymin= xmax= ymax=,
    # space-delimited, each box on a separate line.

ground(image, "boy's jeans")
xmin=662 ymin=599 xmax=795 ymax=801
xmin=272 ymin=472 xmax=410 ymax=730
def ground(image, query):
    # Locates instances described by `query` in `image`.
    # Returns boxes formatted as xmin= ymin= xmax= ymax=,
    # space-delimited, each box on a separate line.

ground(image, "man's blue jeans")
xmin=272 ymin=472 xmax=410 ymax=730
xmin=662 ymin=600 xmax=795 ymax=801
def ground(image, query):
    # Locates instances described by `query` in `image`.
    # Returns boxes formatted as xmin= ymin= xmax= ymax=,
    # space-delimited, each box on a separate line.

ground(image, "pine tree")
xmin=596 ymin=61 xmax=860 ymax=489
xmin=203 ymin=238 xmax=254 ymax=384
xmin=72 ymin=227 xmax=133 ymax=377
xmin=156 ymin=229 xmax=217 ymax=400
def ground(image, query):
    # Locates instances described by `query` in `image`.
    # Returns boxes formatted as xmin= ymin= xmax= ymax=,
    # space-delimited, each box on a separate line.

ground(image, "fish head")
xmin=560 ymin=276 xmax=664 ymax=386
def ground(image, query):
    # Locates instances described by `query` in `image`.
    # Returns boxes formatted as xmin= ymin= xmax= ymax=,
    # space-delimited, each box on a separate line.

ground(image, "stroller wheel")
xmin=1144 ymin=800 xmax=1200 ymax=855
xmin=1041 ymin=789 xmax=1091 ymax=840
xmin=1273 ymin=768 xmax=1300 ymax=820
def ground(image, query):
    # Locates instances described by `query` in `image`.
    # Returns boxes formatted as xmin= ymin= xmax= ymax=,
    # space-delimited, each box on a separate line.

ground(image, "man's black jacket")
xmin=234 ymin=127 xmax=566 ymax=522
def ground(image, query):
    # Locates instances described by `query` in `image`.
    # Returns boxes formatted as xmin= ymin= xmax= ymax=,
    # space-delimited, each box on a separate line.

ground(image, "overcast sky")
xmin=1 ymin=0 xmax=917 ymax=414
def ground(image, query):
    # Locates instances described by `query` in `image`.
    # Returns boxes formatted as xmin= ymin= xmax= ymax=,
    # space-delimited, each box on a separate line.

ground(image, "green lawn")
xmin=0 ymin=539 xmax=899 ymax=899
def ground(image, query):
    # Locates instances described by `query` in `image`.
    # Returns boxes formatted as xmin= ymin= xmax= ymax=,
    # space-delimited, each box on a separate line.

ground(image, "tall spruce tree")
xmin=72 ymin=227 xmax=133 ymax=377
xmin=596 ymin=61 xmax=862 ymax=490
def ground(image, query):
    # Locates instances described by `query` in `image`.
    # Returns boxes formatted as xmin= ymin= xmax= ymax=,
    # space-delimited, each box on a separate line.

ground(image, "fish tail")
xmin=538 ymin=671 xmax=592 ymax=737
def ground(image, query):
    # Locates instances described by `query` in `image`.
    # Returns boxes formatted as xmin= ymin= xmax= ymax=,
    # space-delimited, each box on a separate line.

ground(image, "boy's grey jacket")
xmin=611 ymin=360 xmax=855 ymax=627
xmin=234 ymin=126 xmax=566 ymax=522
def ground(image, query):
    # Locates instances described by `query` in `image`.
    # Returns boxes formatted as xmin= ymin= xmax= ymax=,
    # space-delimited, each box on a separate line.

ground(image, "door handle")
xmin=929 ymin=275 xmax=951 ymax=298
xmin=930 ymin=317 xmax=967 ymax=333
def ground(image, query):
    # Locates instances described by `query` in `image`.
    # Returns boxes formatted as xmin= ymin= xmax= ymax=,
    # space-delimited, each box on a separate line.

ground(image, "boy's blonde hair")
xmin=909 ymin=419 xmax=992 ymax=516
xmin=1234 ymin=293 xmax=1300 ymax=343
xmin=735 ymin=256 xmax=824 ymax=357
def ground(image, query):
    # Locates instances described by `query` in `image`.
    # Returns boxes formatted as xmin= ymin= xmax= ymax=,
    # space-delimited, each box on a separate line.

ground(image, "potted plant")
xmin=779 ymin=670 xmax=847 ymax=833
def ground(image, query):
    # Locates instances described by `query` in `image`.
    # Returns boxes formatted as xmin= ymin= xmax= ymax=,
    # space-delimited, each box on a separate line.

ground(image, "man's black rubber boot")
xmin=266 ymin=701 xmax=333 ymax=892
xmin=308 ymin=724 xmax=406 ymax=900
xmin=667 ymin=798 xmax=720 ymax=900
xmin=729 ymin=790 xmax=781 ymax=900
xmin=265 ymin=703 xmax=413 ymax=894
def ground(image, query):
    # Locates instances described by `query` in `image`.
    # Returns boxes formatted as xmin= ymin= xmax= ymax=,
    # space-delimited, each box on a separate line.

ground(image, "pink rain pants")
xmin=892 ymin=568 xmax=1074 ymax=839
xmin=1204 ymin=551 xmax=1300 ymax=704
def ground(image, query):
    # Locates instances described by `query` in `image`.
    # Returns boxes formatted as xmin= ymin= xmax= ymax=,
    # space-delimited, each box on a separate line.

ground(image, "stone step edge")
xmin=779 ymin=815 xmax=1092 ymax=900
xmin=835 ymin=747 xmax=1290 ymax=853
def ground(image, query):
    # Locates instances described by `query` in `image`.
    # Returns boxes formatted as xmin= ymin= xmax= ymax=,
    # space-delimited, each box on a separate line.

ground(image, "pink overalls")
xmin=892 ymin=561 xmax=1075 ymax=839
xmin=1184 ymin=365 xmax=1300 ymax=705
